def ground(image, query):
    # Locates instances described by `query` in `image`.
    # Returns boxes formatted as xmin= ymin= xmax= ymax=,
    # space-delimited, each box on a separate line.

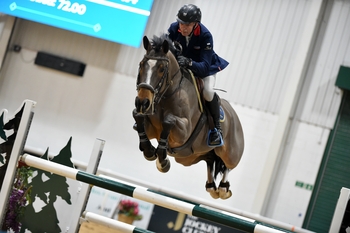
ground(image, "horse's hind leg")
xmin=218 ymin=169 xmax=232 ymax=199
xmin=132 ymin=109 xmax=156 ymax=161
xmin=206 ymin=153 xmax=232 ymax=199
xmin=205 ymin=156 xmax=220 ymax=199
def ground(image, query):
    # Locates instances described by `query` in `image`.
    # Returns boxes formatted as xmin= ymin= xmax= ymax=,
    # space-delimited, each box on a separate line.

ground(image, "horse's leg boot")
xmin=207 ymin=93 xmax=223 ymax=146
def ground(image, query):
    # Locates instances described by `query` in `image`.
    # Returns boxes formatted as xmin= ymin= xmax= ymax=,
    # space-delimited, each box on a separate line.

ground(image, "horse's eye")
xmin=159 ymin=65 xmax=165 ymax=73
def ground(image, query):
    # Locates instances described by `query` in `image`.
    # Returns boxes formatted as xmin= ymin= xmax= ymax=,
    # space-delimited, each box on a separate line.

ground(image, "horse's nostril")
xmin=144 ymin=99 xmax=150 ymax=108
xmin=135 ymin=97 xmax=143 ymax=113
xmin=141 ymin=99 xmax=150 ymax=112
xmin=135 ymin=97 xmax=139 ymax=107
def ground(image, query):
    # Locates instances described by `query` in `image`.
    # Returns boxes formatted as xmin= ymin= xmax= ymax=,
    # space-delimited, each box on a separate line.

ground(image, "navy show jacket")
xmin=167 ymin=22 xmax=229 ymax=78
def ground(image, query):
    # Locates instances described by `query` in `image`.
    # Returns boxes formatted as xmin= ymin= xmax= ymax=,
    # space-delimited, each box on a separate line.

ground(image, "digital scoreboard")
xmin=0 ymin=0 xmax=154 ymax=47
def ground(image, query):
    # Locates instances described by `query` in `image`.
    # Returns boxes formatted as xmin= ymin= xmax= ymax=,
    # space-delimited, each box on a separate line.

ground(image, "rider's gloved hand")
xmin=177 ymin=56 xmax=192 ymax=67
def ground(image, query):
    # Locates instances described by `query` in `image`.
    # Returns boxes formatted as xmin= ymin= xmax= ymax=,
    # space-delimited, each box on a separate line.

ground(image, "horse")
xmin=133 ymin=34 xmax=244 ymax=199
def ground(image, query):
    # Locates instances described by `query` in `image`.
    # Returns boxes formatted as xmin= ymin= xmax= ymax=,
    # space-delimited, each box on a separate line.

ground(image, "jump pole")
xmin=80 ymin=211 xmax=155 ymax=233
xmin=21 ymin=154 xmax=287 ymax=233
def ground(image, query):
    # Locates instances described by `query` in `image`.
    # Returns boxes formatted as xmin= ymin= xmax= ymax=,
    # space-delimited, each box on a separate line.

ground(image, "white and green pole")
xmin=21 ymin=154 xmax=289 ymax=233
xmin=81 ymin=211 xmax=154 ymax=233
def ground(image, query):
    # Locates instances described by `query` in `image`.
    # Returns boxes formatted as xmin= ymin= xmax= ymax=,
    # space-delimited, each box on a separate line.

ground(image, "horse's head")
xmin=135 ymin=34 xmax=180 ymax=114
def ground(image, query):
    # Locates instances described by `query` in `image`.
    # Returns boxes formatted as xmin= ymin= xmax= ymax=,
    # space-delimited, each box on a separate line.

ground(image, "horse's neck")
xmin=165 ymin=57 xmax=198 ymax=102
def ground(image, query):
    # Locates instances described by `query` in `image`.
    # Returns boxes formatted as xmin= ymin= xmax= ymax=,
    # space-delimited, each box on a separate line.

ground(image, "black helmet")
xmin=177 ymin=4 xmax=201 ymax=24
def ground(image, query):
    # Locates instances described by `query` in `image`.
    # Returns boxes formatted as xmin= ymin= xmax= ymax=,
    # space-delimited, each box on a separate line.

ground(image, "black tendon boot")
xmin=207 ymin=93 xmax=224 ymax=146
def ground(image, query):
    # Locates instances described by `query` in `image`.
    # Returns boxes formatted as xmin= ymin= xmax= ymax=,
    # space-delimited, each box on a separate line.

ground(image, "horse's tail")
xmin=214 ymin=155 xmax=226 ymax=179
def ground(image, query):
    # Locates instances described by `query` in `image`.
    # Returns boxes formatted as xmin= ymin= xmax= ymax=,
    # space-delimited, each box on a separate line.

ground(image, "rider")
xmin=167 ymin=4 xmax=229 ymax=146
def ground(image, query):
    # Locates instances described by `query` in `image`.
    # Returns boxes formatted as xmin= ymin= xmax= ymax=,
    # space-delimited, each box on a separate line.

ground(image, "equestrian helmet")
xmin=177 ymin=4 xmax=201 ymax=24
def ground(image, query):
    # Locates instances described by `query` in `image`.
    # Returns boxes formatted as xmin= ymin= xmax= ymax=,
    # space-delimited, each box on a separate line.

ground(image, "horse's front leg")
xmin=132 ymin=109 xmax=156 ymax=161
xmin=155 ymin=115 xmax=176 ymax=173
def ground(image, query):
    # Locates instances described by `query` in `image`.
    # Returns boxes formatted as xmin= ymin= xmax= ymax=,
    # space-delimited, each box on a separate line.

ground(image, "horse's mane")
xmin=150 ymin=33 xmax=178 ymax=57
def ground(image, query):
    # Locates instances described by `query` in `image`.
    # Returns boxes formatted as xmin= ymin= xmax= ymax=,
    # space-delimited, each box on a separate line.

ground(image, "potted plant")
xmin=117 ymin=199 xmax=142 ymax=224
xmin=3 ymin=164 xmax=32 ymax=233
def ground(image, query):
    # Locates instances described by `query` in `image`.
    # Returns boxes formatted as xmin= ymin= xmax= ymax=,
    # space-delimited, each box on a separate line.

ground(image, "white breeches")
xmin=202 ymin=74 xmax=216 ymax=101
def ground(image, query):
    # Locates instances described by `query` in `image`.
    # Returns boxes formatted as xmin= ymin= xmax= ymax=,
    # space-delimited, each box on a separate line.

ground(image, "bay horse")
xmin=133 ymin=34 xmax=244 ymax=199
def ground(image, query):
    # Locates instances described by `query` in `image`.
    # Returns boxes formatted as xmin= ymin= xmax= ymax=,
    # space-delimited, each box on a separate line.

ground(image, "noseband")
xmin=137 ymin=54 xmax=181 ymax=108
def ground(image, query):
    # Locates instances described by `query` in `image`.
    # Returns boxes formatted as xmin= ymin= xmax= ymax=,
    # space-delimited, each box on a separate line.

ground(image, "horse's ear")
xmin=162 ymin=40 xmax=169 ymax=54
xmin=143 ymin=36 xmax=151 ymax=52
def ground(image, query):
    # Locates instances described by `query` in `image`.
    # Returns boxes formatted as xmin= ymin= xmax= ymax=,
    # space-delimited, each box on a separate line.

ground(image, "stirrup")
xmin=207 ymin=128 xmax=224 ymax=147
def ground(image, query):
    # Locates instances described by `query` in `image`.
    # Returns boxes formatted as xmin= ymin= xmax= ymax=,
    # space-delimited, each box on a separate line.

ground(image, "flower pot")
xmin=117 ymin=214 xmax=134 ymax=224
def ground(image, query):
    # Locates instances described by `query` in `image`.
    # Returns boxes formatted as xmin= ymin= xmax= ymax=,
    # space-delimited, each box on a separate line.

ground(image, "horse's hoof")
xmin=206 ymin=188 xmax=219 ymax=199
xmin=144 ymin=154 xmax=157 ymax=161
xmin=218 ymin=181 xmax=232 ymax=199
xmin=156 ymin=158 xmax=170 ymax=173
xmin=143 ymin=146 xmax=156 ymax=161
xmin=219 ymin=188 xmax=232 ymax=199
xmin=205 ymin=182 xmax=219 ymax=199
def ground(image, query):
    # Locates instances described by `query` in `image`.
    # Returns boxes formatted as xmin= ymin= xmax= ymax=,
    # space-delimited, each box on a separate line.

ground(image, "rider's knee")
xmin=202 ymin=75 xmax=216 ymax=101
xmin=203 ymin=90 xmax=215 ymax=101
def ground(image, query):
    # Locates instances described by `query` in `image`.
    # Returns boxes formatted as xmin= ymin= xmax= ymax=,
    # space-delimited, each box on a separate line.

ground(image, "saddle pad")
xmin=220 ymin=106 xmax=225 ymax=122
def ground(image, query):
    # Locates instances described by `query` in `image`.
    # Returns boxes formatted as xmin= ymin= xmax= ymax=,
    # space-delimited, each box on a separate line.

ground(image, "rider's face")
xmin=179 ymin=22 xmax=196 ymax=36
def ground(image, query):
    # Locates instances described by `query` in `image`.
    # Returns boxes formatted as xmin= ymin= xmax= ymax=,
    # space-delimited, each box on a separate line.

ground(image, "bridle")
xmin=136 ymin=53 xmax=182 ymax=112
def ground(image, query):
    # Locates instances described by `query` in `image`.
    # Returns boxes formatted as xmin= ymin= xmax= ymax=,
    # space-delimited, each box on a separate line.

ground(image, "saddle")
xmin=181 ymin=68 xmax=205 ymax=112
xmin=167 ymin=68 xmax=223 ymax=156
xmin=182 ymin=68 xmax=222 ymax=127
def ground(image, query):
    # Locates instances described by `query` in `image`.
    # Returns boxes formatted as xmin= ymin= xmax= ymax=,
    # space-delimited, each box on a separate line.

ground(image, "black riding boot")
xmin=207 ymin=93 xmax=223 ymax=146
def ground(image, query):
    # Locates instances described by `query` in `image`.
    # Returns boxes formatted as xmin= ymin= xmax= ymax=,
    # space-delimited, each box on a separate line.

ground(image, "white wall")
xmin=1 ymin=0 xmax=350 ymax=230
xmin=266 ymin=0 xmax=350 ymax=225
xmin=267 ymin=122 xmax=330 ymax=226
xmin=300 ymin=0 xmax=350 ymax=128
xmin=7 ymin=0 xmax=319 ymax=115
xmin=0 ymin=14 xmax=14 ymax=69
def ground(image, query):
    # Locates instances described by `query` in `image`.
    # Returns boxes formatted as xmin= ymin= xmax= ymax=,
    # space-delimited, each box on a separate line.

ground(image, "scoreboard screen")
xmin=0 ymin=0 xmax=154 ymax=47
